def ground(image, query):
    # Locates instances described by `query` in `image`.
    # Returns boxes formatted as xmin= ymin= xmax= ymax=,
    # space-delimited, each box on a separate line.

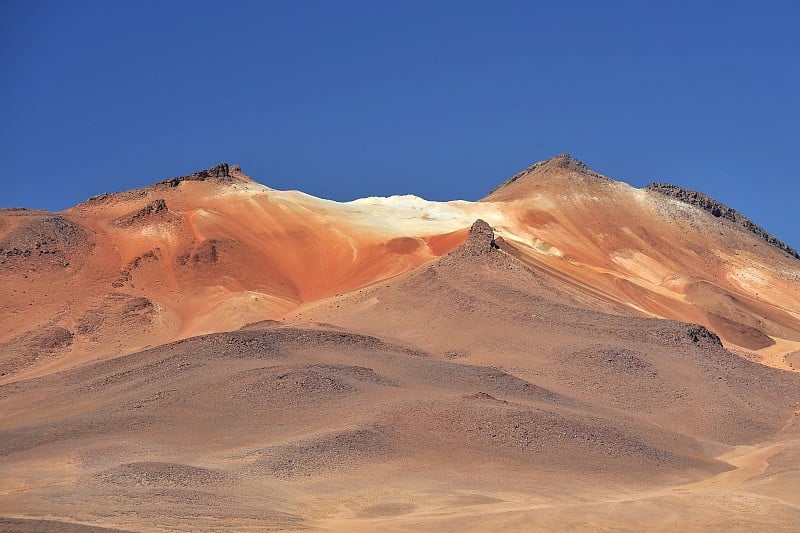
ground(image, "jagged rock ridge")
xmin=646 ymin=182 xmax=798 ymax=259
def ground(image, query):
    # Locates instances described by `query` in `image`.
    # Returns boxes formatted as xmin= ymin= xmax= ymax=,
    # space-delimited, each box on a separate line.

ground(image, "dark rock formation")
xmin=644 ymin=323 xmax=724 ymax=350
xmin=685 ymin=324 xmax=723 ymax=347
xmin=111 ymin=199 xmax=168 ymax=227
xmin=158 ymin=163 xmax=232 ymax=187
xmin=460 ymin=219 xmax=500 ymax=256
xmin=646 ymin=183 xmax=798 ymax=259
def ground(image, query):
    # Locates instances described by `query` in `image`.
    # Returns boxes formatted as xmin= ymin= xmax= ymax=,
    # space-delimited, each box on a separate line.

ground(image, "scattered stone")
xmin=464 ymin=392 xmax=507 ymax=403
xmin=99 ymin=461 xmax=226 ymax=486
xmin=0 ymin=213 xmax=87 ymax=267
xmin=0 ymin=326 xmax=74 ymax=375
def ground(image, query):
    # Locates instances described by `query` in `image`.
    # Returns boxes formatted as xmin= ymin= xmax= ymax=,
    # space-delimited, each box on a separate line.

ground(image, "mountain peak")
xmin=541 ymin=152 xmax=591 ymax=172
xmin=483 ymin=153 xmax=609 ymax=201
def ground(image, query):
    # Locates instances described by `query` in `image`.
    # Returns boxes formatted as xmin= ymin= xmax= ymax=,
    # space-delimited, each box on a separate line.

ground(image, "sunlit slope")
xmin=482 ymin=154 xmax=800 ymax=365
xmin=0 ymin=165 xmax=475 ymax=378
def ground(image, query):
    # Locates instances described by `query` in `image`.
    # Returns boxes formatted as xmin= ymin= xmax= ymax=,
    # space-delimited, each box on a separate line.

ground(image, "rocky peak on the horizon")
xmin=646 ymin=182 xmax=799 ymax=260
xmin=521 ymin=152 xmax=610 ymax=180
xmin=541 ymin=153 xmax=599 ymax=173
xmin=485 ymin=153 xmax=610 ymax=200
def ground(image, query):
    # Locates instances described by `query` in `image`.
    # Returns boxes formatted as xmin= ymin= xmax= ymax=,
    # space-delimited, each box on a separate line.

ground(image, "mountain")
xmin=2 ymin=155 xmax=798 ymax=381
xmin=1 ymin=156 xmax=799 ymax=531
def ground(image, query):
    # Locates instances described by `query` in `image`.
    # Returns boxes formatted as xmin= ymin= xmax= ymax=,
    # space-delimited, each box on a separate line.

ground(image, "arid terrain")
xmin=1 ymin=154 xmax=799 ymax=531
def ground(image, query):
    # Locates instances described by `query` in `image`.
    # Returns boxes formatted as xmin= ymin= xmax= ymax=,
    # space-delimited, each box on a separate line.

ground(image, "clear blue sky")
xmin=1 ymin=1 xmax=798 ymax=247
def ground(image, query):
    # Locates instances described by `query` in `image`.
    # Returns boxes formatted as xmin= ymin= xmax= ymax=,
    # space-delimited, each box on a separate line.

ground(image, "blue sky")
xmin=1 ymin=1 xmax=798 ymax=247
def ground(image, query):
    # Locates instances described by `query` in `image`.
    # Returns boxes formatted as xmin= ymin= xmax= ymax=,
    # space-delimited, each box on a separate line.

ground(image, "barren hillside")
xmin=1 ymin=156 xmax=798 ymax=531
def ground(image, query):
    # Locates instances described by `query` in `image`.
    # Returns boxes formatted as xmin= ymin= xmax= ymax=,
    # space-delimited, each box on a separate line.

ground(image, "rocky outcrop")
xmin=643 ymin=323 xmax=724 ymax=350
xmin=685 ymin=324 xmax=723 ymax=347
xmin=111 ymin=199 xmax=168 ymax=227
xmin=460 ymin=219 xmax=500 ymax=256
xmin=646 ymin=183 xmax=798 ymax=259
xmin=158 ymin=163 xmax=232 ymax=187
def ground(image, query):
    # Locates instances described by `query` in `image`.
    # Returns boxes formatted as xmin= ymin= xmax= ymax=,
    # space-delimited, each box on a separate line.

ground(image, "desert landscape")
xmin=1 ymin=154 xmax=799 ymax=531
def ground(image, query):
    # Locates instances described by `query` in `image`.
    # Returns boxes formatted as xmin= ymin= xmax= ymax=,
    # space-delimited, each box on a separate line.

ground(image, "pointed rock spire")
xmin=460 ymin=219 xmax=500 ymax=256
